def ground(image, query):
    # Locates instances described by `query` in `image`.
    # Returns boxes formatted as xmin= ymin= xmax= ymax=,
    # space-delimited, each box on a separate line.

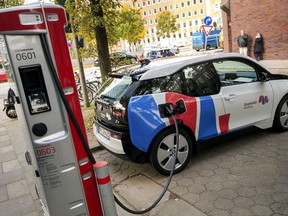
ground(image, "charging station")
xmin=0 ymin=3 xmax=103 ymax=215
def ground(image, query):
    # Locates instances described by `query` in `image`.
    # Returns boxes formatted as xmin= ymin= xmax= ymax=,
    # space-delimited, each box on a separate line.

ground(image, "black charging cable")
xmin=40 ymin=34 xmax=180 ymax=215
xmin=114 ymin=105 xmax=180 ymax=214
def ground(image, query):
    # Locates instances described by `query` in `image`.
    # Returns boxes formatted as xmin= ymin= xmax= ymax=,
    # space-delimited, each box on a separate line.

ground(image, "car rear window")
xmin=100 ymin=75 xmax=132 ymax=100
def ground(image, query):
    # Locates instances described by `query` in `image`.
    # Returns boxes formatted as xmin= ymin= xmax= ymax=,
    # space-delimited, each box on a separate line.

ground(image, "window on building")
xmin=148 ymin=39 xmax=150 ymax=43
xmin=187 ymin=1 xmax=191 ymax=6
xmin=151 ymin=29 xmax=154 ymax=33
xmin=214 ymin=3 xmax=220 ymax=10
xmin=143 ymin=2 xmax=146 ymax=6
xmin=194 ymin=10 xmax=198 ymax=15
xmin=193 ymin=0 xmax=197 ymax=4
xmin=158 ymin=0 xmax=161 ymax=2
xmin=201 ymin=19 xmax=204 ymax=24
xmin=183 ymin=23 xmax=186 ymax=27
xmin=181 ymin=2 xmax=184 ymax=7
xmin=179 ymin=34 xmax=182 ymax=38
xmin=137 ymin=3 xmax=141 ymax=7
xmin=190 ymin=32 xmax=193 ymax=36
xmin=199 ymin=0 xmax=203 ymax=3
xmin=147 ymin=1 xmax=150 ymax=5
xmin=154 ymin=8 xmax=157 ymax=13
xmin=155 ymin=19 xmax=158 ymax=24
xmin=189 ymin=21 xmax=192 ymax=26
xmin=159 ymin=7 xmax=162 ymax=12
xmin=176 ymin=4 xmax=179 ymax=9
xmin=200 ymin=8 xmax=204 ymax=14
xmin=158 ymin=37 xmax=160 ymax=41
xmin=150 ymin=19 xmax=153 ymax=24
xmin=164 ymin=6 xmax=168 ymax=10
xmin=188 ymin=11 xmax=192 ymax=16
xmin=146 ymin=31 xmax=149 ymax=35
xmin=153 ymin=0 xmax=156 ymax=4
xmin=144 ymin=11 xmax=147 ymax=16
xmin=170 ymin=5 xmax=173 ymax=10
xmin=177 ymin=23 xmax=181 ymax=28
xmin=176 ymin=14 xmax=180 ymax=19
xmin=145 ymin=20 xmax=148 ymax=25
xmin=149 ymin=10 xmax=152 ymax=15
xmin=182 ymin=12 xmax=186 ymax=18
xmin=195 ymin=20 xmax=198 ymax=25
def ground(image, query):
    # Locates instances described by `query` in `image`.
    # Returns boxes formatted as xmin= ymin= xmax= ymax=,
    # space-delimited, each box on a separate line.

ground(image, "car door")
xmin=214 ymin=59 xmax=274 ymax=130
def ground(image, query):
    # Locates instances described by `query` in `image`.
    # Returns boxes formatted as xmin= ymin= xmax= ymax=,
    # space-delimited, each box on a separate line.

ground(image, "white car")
xmin=93 ymin=53 xmax=288 ymax=175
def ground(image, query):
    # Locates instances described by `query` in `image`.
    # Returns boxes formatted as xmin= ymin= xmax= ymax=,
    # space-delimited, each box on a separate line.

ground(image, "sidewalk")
xmin=0 ymin=107 xmax=41 ymax=215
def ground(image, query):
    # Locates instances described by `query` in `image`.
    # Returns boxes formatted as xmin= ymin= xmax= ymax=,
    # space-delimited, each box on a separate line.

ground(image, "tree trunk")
xmin=72 ymin=24 xmax=90 ymax=107
xmin=90 ymin=0 xmax=111 ymax=83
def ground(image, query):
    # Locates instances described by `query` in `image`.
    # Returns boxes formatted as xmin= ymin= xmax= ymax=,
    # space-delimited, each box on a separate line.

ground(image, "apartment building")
xmin=121 ymin=0 xmax=222 ymax=49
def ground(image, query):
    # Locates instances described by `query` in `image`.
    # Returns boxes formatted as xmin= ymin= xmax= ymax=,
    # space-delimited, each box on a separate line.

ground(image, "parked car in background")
xmin=93 ymin=53 xmax=288 ymax=175
xmin=192 ymin=29 xmax=221 ymax=51
xmin=145 ymin=48 xmax=175 ymax=60
xmin=0 ymin=63 xmax=7 ymax=82
xmin=94 ymin=52 xmax=138 ymax=67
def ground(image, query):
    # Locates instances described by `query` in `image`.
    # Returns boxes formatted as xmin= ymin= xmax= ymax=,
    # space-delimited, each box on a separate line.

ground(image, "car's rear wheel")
xmin=273 ymin=95 xmax=288 ymax=131
xmin=150 ymin=127 xmax=193 ymax=175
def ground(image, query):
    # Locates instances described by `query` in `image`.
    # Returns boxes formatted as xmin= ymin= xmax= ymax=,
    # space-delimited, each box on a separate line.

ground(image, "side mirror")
xmin=259 ymin=73 xmax=269 ymax=82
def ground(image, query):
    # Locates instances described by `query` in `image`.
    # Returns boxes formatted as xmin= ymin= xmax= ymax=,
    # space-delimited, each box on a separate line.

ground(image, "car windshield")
xmin=100 ymin=75 xmax=132 ymax=100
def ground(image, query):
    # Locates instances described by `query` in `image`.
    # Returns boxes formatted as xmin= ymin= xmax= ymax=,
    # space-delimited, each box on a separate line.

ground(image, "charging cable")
xmin=40 ymin=33 xmax=180 ymax=215
xmin=114 ymin=105 xmax=179 ymax=214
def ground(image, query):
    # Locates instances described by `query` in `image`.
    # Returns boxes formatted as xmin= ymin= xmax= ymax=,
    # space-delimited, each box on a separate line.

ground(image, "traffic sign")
xmin=204 ymin=16 xmax=212 ymax=26
xmin=202 ymin=25 xmax=213 ymax=37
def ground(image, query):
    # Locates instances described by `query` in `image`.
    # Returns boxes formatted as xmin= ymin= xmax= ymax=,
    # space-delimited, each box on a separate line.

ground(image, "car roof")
xmin=140 ymin=53 xmax=263 ymax=81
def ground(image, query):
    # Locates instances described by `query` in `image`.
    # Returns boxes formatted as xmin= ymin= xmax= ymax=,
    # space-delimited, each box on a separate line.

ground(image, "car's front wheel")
xmin=150 ymin=127 xmax=193 ymax=175
xmin=273 ymin=95 xmax=288 ymax=131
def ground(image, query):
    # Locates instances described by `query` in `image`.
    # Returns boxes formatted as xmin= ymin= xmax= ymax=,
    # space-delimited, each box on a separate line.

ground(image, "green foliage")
xmin=119 ymin=4 xmax=145 ymax=45
xmin=0 ymin=0 xmax=23 ymax=8
xmin=156 ymin=10 xmax=178 ymax=38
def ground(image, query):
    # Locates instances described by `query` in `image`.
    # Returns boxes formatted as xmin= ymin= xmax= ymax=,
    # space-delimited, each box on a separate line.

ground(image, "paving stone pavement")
xmin=0 ymin=106 xmax=42 ymax=216
xmin=92 ymin=127 xmax=288 ymax=216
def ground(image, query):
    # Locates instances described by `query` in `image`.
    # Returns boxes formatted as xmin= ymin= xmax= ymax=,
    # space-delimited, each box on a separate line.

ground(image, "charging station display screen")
xmin=19 ymin=64 xmax=51 ymax=114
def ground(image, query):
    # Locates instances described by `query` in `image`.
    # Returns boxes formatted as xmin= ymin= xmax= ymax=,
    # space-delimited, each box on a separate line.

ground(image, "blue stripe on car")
xmin=128 ymin=95 xmax=166 ymax=152
xmin=198 ymin=96 xmax=218 ymax=140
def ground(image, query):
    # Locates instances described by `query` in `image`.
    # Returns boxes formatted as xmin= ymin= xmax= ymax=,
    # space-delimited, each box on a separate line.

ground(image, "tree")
xmin=0 ymin=0 xmax=23 ymax=8
xmin=156 ymin=10 xmax=178 ymax=43
xmin=119 ymin=4 xmax=145 ymax=51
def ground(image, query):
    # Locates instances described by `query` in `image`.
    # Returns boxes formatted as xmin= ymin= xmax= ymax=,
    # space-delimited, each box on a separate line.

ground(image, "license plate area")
xmin=98 ymin=126 xmax=110 ymax=140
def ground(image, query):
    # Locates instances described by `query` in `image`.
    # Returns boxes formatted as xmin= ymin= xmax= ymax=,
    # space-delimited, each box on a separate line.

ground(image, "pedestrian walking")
xmin=237 ymin=30 xmax=248 ymax=56
xmin=254 ymin=32 xmax=263 ymax=61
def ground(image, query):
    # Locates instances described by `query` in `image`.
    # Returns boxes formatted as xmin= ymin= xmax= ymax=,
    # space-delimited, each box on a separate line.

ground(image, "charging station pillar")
xmin=0 ymin=3 xmax=103 ymax=216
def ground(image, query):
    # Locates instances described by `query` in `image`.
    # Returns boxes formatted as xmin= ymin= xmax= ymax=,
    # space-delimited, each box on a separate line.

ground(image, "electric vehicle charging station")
xmin=0 ymin=3 xmax=104 ymax=216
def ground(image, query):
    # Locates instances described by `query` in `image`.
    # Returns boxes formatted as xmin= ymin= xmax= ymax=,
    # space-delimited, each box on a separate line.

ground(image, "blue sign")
xmin=204 ymin=16 xmax=212 ymax=26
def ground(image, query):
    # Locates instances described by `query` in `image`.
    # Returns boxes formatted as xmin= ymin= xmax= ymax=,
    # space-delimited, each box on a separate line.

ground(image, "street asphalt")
xmin=0 ymin=51 xmax=287 ymax=215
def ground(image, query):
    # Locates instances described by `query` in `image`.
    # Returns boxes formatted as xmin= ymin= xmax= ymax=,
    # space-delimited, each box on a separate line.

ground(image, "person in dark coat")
xmin=254 ymin=33 xmax=264 ymax=61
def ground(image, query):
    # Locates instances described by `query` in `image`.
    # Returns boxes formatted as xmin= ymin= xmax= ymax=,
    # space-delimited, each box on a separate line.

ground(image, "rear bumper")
xmin=93 ymin=123 xmax=125 ymax=155
xmin=93 ymin=120 xmax=147 ymax=163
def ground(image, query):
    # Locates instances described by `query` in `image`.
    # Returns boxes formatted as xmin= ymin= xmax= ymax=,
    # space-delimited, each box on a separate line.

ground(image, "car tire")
xmin=273 ymin=95 xmax=288 ymax=132
xmin=150 ymin=127 xmax=193 ymax=175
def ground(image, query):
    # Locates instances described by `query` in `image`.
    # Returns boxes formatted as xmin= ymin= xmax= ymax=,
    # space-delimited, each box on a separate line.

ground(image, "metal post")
xmin=94 ymin=161 xmax=117 ymax=216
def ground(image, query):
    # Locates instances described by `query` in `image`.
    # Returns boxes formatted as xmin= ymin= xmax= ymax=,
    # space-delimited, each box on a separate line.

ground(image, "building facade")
xmin=121 ymin=0 xmax=222 ymax=49
xmin=221 ymin=0 xmax=288 ymax=60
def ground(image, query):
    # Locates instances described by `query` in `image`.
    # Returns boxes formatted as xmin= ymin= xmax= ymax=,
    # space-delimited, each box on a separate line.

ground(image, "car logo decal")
xmin=259 ymin=95 xmax=269 ymax=105
xmin=106 ymin=113 xmax=111 ymax=120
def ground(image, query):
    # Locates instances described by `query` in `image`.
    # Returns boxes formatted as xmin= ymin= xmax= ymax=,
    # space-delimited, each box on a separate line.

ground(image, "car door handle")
xmin=224 ymin=94 xmax=237 ymax=101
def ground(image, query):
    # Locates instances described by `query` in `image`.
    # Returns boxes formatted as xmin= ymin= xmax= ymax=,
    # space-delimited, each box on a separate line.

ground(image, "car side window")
xmin=135 ymin=72 xmax=183 ymax=95
xmin=182 ymin=62 xmax=221 ymax=96
xmin=213 ymin=60 xmax=258 ymax=86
